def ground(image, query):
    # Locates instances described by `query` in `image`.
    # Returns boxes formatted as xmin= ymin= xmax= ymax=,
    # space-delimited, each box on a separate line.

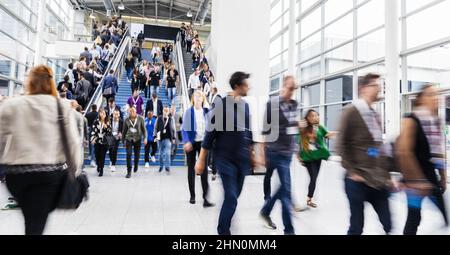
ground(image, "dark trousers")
xmin=263 ymin=165 xmax=274 ymax=201
xmin=186 ymin=40 xmax=192 ymax=53
xmin=404 ymin=187 xmax=448 ymax=235
xmin=126 ymin=140 xmax=141 ymax=173
xmin=304 ymin=160 xmax=322 ymax=198
xmin=208 ymin=149 xmax=217 ymax=175
xmin=217 ymin=159 xmax=246 ymax=235
xmin=145 ymin=141 xmax=158 ymax=162
xmin=261 ymin=153 xmax=294 ymax=234
xmin=108 ymin=138 xmax=120 ymax=166
xmin=345 ymin=178 xmax=392 ymax=235
xmin=181 ymin=35 xmax=186 ymax=47
xmin=95 ymin=143 xmax=109 ymax=174
xmin=171 ymin=131 xmax=182 ymax=161
xmin=6 ymin=170 xmax=66 ymax=235
xmin=187 ymin=142 xmax=209 ymax=200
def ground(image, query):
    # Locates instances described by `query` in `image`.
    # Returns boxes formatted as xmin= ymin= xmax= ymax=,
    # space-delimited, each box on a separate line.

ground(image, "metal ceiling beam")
xmin=169 ymin=0 xmax=174 ymax=20
xmin=142 ymin=0 xmax=145 ymax=17
xmin=155 ymin=0 xmax=158 ymax=22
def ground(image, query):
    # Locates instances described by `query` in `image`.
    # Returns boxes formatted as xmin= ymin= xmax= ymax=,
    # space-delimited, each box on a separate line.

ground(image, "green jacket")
xmin=299 ymin=125 xmax=330 ymax=162
xmin=122 ymin=116 xmax=147 ymax=143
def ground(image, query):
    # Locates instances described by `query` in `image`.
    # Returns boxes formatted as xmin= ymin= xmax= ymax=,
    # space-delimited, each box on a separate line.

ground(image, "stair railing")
xmin=84 ymin=28 xmax=131 ymax=116
xmin=175 ymin=32 xmax=191 ymax=115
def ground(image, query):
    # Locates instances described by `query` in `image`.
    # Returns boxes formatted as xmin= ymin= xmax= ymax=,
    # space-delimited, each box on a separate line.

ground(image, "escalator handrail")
xmin=84 ymin=28 xmax=131 ymax=116
xmin=175 ymin=32 xmax=191 ymax=114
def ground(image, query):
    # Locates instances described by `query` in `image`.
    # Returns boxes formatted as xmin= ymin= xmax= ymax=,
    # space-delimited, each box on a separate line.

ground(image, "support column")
xmin=385 ymin=0 xmax=401 ymax=140
xmin=34 ymin=0 xmax=47 ymax=66
xmin=287 ymin=0 xmax=296 ymax=76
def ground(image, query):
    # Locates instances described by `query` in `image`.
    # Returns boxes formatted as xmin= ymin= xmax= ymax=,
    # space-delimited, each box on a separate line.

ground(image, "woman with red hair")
xmin=0 ymin=65 xmax=82 ymax=235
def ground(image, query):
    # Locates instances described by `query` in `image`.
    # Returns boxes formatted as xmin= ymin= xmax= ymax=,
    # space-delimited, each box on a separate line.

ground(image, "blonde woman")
xmin=182 ymin=91 xmax=214 ymax=207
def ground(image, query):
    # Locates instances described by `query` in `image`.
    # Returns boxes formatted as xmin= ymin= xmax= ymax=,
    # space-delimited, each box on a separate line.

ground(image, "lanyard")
xmin=132 ymin=96 xmax=140 ymax=106
xmin=130 ymin=118 xmax=137 ymax=129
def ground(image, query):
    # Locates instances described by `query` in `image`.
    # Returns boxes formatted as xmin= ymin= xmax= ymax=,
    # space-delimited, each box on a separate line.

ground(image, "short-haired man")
xmin=337 ymin=73 xmax=393 ymax=235
xmin=195 ymin=72 xmax=257 ymax=235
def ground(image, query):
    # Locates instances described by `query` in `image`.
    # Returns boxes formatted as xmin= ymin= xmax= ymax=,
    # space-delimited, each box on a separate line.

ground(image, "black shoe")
xmin=98 ymin=172 xmax=103 ymax=177
xmin=284 ymin=231 xmax=296 ymax=235
xmin=166 ymin=168 xmax=170 ymax=172
xmin=203 ymin=200 xmax=215 ymax=208
xmin=159 ymin=167 xmax=163 ymax=172
xmin=126 ymin=173 xmax=131 ymax=178
xmin=189 ymin=197 xmax=196 ymax=204
xmin=134 ymin=168 xmax=138 ymax=173
xmin=260 ymin=212 xmax=277 ymax=230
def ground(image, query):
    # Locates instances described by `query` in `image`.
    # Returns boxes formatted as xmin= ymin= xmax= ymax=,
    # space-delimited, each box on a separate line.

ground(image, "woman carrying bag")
xmin=0 ymin=65 xmax=85 ymax=235
xmin=91 ymin=108 xmax=112 ymax=177
xmin=299 ymin=109 xmax=335 ymax=209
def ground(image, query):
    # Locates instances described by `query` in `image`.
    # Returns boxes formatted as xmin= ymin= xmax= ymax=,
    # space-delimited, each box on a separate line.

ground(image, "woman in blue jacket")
xmin=182 ymin=91 xmax=215 ymax=208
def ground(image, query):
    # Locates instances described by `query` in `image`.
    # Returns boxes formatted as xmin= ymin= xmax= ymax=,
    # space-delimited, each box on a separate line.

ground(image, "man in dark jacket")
xmin=80 ymin=47 xmax=92 ymax=65
xmin=84 ymin=68 xmax=97 ymax=98
xmin=75 ymin=73 xmax=92 ymax=109
xmin=102 ymin=69 xmax=118 ymax=102
xmin=145 ymin=93 xmax=163 ymax=117
xmin=85 ymin=104 xmax=99 ymax=167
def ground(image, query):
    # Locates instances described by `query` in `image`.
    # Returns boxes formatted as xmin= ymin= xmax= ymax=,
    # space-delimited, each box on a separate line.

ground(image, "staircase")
xmin=84 ymin=49 xmax=186 ymax=168
xmin=182 ymin=48 xmax=195 ymax=85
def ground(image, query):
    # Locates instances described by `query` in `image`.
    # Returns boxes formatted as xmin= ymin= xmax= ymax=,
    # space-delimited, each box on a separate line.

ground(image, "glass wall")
xmin=270 ymin=0 xmax=450 ymax=152
xmin=0 ymin=0 xmax=76 ymax=95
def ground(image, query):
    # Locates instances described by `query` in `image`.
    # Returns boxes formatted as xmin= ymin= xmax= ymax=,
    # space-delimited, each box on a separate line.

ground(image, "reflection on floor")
xmin=1 ymin=160 xmax=449 ymax=235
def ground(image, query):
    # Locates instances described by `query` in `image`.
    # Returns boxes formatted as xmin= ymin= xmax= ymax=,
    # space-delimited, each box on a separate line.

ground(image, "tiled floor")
xmin=1 ymin=160 xmax=449 ymax=235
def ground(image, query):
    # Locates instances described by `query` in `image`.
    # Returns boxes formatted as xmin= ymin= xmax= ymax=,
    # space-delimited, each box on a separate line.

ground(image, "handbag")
xmin=56 ymin=99 xmax=90 ymax=210
xmin=103 ymin=87 xmax=113 ymax=97
xmin=105 ymin=134 xmax=116 ymax=148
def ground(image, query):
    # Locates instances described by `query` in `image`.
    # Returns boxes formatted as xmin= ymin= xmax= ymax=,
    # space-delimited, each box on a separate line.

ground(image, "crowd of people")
xmin=0 ymin=21 xmax=448 ymax=237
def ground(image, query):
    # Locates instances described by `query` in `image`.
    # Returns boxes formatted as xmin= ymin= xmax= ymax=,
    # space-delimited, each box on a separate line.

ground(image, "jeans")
xmin=404 ymin=186 xmax=448 ymax=235
xmin=150 ymin=86 xmax=159 ymax=98
xmin=187 ymin=142 xmax=209 ymax=200
xmin=108 ymin=138 xmax=120 ymax=166
xmin=168 ymin=87 xmax=177 ymax=105
xmin=261 ymin=153 xmax=294 ymax=234
xmin=304 ymin=160 xmax=322 ymax=198
xmin=159 ymin=139 xmax=172 ymax=170
xmin=144 ymin=141 xmax=158 ymax=162
xmin=126 ymin=140 xmax=141 ymax=173
xmin=126 ymin=67 xmax=133 ymax=80
xmin=6 ymin=170 xmax=66 ymax=235
xmin=95 ymin=143 xmax=109 ymax=174
xmin=345 ymin=178 xmax=392 ymax=235
xmin=216 ymin=159 xmax=246 ymax=235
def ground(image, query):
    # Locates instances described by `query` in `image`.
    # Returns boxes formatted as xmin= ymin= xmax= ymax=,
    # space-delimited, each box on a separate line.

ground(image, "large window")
xmin=270 ymin=0 xmax=450 ymax=137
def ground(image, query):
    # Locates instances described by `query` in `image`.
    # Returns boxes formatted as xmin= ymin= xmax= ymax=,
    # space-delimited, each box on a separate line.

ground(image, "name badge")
xmin=113 ymin=132 xmax=118 ymax=136
xmin=367 ymin=147 xmax=379 ymax=158
xmin=163 ymin=129 xmax=167 ymax=134
xmin=286 ymin=127 xmax=299 ymax=135
xmin=130 ymin=128 xmax=137 ymax=133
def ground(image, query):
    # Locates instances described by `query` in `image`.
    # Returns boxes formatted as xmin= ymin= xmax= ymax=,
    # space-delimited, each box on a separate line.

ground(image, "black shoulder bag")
xmin=57 ymin=99 xmax=90 ymax=210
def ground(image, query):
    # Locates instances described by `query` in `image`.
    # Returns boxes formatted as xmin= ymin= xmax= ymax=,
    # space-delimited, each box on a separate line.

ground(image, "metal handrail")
xmin=175 ymin=32 xmax=191 ymax=114
xmin=84 ymin=28 xmax=131 ymax=115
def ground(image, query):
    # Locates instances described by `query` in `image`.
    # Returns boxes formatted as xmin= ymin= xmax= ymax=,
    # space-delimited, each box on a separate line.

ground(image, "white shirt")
xmin=188 ymin=73 xmax=201 ymax=90
xmin=194 ymin=108 xmax=205 ymax=142
xmin=153 ymin=100 xmax=158 ymax=114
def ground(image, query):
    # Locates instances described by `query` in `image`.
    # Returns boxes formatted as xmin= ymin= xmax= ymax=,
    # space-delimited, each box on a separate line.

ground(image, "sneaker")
xmin=151 ymin=156 xmax=156 ymax=163
xmin=2 ymin=202 xmax=20 ymax=211
xmin=203 ymin=200 xmax=215 ymax=208
xmin=145 ymin=163 xmax=150 ymax=168
xmin=260 ymin=212 xmax=277 ymax=230
xmin=90 ymin=162 xmax=97 ymax=168
xmin=111 ymin=166 xmax=116 ymax=172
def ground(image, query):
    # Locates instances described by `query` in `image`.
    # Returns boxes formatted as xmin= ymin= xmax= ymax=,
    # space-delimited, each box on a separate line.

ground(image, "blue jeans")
xmin=168 ymin=87 xmax=177 ymax=105
xmin=159 ymin=139 xmax=172 ymax=170
xmin=126 ymin=67 xmax=133 ymax=80
xmin=216 ymin=159 xmax=246 ymax=235
xmin=345 ymin=178 xmax=391 ymax=235
xmin=150 ymin=86 xmax=159 ymax=98
xmin=261 ymin=153 xmax=294 ymax=234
